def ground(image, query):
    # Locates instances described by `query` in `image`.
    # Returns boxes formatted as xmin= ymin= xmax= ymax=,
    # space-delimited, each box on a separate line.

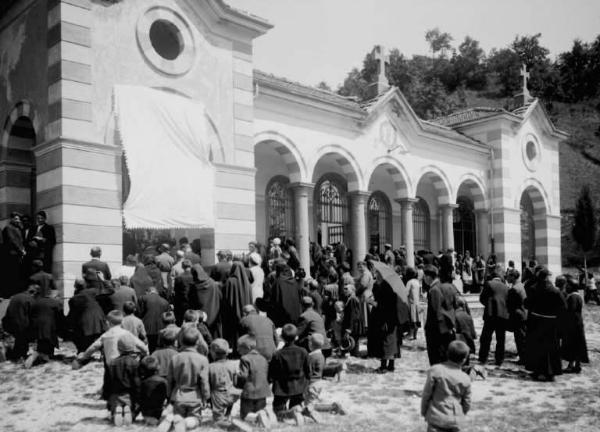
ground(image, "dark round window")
xmin=149 ymin=20 xmax=182 ymax=60
xmin=526 ymin=141 xmax=537 ymax=161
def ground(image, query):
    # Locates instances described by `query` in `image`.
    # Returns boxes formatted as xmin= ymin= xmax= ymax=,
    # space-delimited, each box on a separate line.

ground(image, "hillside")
xmin=461 ymin=91 xmax=600 ymax=266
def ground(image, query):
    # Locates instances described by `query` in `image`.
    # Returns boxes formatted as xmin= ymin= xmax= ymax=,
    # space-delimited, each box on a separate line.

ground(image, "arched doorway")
xmin=2 ymin=114 xmax=36 ymax=220
xmin=520 ymin=192 xmax=536 ymax=262
xmin=367 ymin=191 xmax=391 ymax=252
xmin=314 ymin=173 xmax=348 ymax=246
xmin=265 ymin=175 xmax=295 ymax=242
xmin=453 ymin=196 xmax=476 ymax=256
xmin=413 ymin=197 xmax=430 ymax=252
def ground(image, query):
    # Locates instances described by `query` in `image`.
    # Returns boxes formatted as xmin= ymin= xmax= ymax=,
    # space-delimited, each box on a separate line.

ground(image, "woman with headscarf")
xmin=188 ymin=264 xmax=222 ymax=338
xmin=129 ymin=263 xmax=154 ymax=299
xmin=248 ymin=252 xmax=265 ymax=303
xmin=269 ymin=261 xmax=302 ymax=328
xmin=524 ymin=267 xmax=566 ymax=381
xmin=221 ymin=261 xmax=253 ymax=353
xmin=369 ymin=263 xmax=399 ymax=372
xmin=68 ymin=279 xmax=107 ymax=353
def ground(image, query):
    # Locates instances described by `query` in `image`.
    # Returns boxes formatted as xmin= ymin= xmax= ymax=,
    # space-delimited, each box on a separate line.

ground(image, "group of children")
xmin=73 ymin=309 xmax=346 ymax=431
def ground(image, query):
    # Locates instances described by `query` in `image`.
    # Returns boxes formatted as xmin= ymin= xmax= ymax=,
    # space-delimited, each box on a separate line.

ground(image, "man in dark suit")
xmin=138 ymin=286 xmax=170 ymax=353
xmin=173 ymin=259 xmax=194 ymax=325
xmin=109 ymin=275 xmax=138 ymax=312
xmin=2 ymin=284 xmax=36 ymax=360
xmin=210 ymin=250 xmax=232 ymax=285
xmin=296 ymin=296 xmax=328 ymax=351
xmin=239 ymin=304 xmax=278 ymax=361
xmin=2 ymin=212 xmax=26 ymax=298
xmin=28 ymin=259 xmax=56 ymax=298
xmin=424 ymin=264 xmax=458 ymax=365
xmin=478 ymin=264 xmax=510 ymax=366
xmin=82 ymin=246 xmax=112 ymax=281
xmin=27 ymin=211 xmax=56 ymax=274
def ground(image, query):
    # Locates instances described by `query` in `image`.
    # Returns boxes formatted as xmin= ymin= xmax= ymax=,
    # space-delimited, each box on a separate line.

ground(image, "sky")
xmin=226 ymin=0 xmax=600 ymax=89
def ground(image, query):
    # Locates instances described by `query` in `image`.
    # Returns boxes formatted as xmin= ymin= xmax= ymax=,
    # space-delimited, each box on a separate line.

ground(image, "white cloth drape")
xmin=114 ymin=85 xmax=215 ymax=229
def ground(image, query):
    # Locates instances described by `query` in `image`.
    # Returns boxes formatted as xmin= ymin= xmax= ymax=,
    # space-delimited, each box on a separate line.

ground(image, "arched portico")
xmin=519 ymin=182 xmax=551 ymax=268
xmin=455 ymin=175 xmax=488 ymax=257
xmin=415 ymin=167 xmax=453 ymax=252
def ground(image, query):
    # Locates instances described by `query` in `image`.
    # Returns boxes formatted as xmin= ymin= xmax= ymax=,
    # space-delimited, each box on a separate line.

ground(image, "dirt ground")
xmin=1 ymin=305 xmax=599 ymax=432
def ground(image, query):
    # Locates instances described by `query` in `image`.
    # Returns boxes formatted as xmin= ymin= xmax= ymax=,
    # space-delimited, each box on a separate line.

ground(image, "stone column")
xmin=475 ymin=209 xmax=490 ymax=257
xmin=349 ymin=191 xmax=369 ymax=274
xmin=397 ymin=198 xmax=418 ymax=267
xmin=441 ymin=204 xmax=458 ymax=251
xmin=290 ymin=182 xmax=314 ymax=271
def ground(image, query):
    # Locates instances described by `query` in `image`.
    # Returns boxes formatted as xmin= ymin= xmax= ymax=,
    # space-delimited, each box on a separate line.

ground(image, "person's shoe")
xmin=113 ymin=409 xmax=124 ymax=427
xmin=332 ymin=402 xmax=346 ymax=415
xmin=375 ymin=366 xmax=388 ymax=374
xmin=573 ymin=365 xmax=582 ymax=374
xmin=302 ymin=406 xmax=321 ymax=423
xmin=123 ymin=406 xmax=132 ymax=426
xmin=257 ymin=410 xmax=271 ymax=429
xmin=292 ymin=407 xmax=304 ymax=426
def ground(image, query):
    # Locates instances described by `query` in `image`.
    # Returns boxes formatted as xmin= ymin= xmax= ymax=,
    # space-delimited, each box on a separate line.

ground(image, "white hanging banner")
xmin=114 ymin=85 xmax=215 ymax=229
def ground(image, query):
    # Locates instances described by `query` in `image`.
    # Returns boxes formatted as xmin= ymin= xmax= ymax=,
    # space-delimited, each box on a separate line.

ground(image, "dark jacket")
xmin=237 ymin=349 xmax=270 ymax=399
xmin=210 ymin=261 xmax=232 ymax=285
xmin=2 ymin=292 xmax=33 ymax=336
xmin=108 ymin=353 xmax=141 ymax=403
xmin=296 ymin=308 xmax=327 ymax=347
xmin=30 ymin=296 xmax=63 ymax=346
xmin=138 ymin=292 xmax=170 ymax=335
xmin=68 ymin=291 xmax=107 ymax=337
xmin=27 ymin=223 xmax=56 ymax=270
xmin=268 ymin=343 xmax=310 ymax=397
xmin=425 ymin=280 xmax=458 ymax=335
xmin=139 ymin=375 xmax=168 ymax=419
xmin=3 ymin=223 xmax=24 ymax=256
xmin=29 ymin=271 xmax=56 ymax=298
xmin=173 ymin=272 xmax=194 ymax=323
xmin=480 ymin=278 xmax=510 ymax=320
xmin=507 ymin=282 xmax=527 ymax=324
xmin=82 ymin=259 xmax=112 ymax=281
xmin=110 ymin=286 xmax=138 ymax=312
xmin=239 ymin=313 xmax=278 ymax=361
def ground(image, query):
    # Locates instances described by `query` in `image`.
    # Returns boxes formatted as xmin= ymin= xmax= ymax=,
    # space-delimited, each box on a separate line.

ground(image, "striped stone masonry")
xmin=232 ymin=40 xmax=255 ymax=167
xmin=43 ymin=1 xmax=123 ymax=302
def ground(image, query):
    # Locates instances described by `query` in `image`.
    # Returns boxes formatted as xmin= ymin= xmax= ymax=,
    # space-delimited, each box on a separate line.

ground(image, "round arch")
xmin=414 ymin=165 xmax=452 ymax=205
xmin=516 ymin=178 xmax=551 ymax=215
xmin=365 ymin=155 xmax=412 ymax=199
xmin=367 ymin=190 xmax=392 ymax=252
xmin=455 ymin=173 xmax=488 ymax=210
xmin=309 ymin=144 xmax=364 ymax=192
xmin=254 ymin=131 xmax=307 ymax=184
xmin=2 ymin=100 xmax=37 ymax=161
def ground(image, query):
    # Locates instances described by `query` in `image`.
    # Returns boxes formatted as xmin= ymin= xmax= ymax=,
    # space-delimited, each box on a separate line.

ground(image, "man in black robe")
xmin=2 ymin=212 xmax=26 ymax=298
xmin=173 ymin=259 xmax=194 ymax=325
xmin=188 ymin=264 xmax=222 ymax=338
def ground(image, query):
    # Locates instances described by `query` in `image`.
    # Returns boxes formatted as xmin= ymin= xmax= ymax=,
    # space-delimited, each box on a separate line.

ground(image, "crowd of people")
xmin=0 ymin=230 xmax=594 ymax=432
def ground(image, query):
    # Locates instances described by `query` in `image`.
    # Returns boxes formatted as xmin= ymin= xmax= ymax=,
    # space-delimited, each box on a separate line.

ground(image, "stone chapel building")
xmin=0 ymin=0 xmax=567 ymax=301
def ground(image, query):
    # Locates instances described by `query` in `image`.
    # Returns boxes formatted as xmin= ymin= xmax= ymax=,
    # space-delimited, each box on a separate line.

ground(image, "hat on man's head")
xmin=210 ymin=338 xmax=231 ymax=357
xmin=423 ymin=264 xmax=439 ymax=278
xmin=384 ymin=243 xmax=392 ymax=249
xmin=160 ymin=243 xmax=170 ymax=252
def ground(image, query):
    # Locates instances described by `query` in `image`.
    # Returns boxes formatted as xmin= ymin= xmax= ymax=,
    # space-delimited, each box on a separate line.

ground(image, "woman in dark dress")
xmin=524 ymin=268 xmax=566 ymax=381
xmin=369 ymin=264 xmax=399 ymax=372
xmin=68 ymin=279 xmax=107 ymax=353
xmin=269 ymin=261 xmax=302 ymax=328
xmin=561 ymin=280 xmax=589 ymax=373
xmin=221 ymin=261 xmax=253 ymax=354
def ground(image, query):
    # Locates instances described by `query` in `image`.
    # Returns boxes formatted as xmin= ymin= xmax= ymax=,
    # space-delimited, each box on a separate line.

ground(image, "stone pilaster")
xmin=475 ymin=209 xmax=490 ymax=258
xmin=290 ymin=182 xmax=314 ymax=271
xmin=441 ymin=204 xmax=458 ymax=251
xmin=398 ymin=198 xmax=418 ymax=267
xmin=349 ymin=191 xmax=369 ymax=273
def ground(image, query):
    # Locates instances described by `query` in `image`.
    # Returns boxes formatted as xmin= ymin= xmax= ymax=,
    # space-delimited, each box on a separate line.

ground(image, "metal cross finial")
xmin=520 ymin=63 xmax=530 ymax=96
xmin=373 ymin=45 xmax=389 ymax=93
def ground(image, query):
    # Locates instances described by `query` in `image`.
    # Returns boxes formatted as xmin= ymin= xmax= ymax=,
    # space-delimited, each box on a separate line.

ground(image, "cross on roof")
xmin=520 ymin=63 xmax=530 ymax=98
xmin=373 ymin=45 xmax=389 ymax=94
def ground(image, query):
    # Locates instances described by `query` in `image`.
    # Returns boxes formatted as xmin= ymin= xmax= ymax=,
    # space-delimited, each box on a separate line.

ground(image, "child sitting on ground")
xmin=268 ymin=323 xmax=310 ymax=426
xmin=208 ymin=339 xmax=241 ymax=424
xmin=303 ymin=333 xmax=346 ymax=421
xmin=151 ymin=329 xmax=178 ymax=380
xmin=121 ymin=301 xmax=147 ymax=343
xmin=178 ymin=310 xmax=208 ymax=356
xmin=421 ymin=340 xmax=472 ymax=432
xmin=138 ymin=356 xmax=168 ymax=426
xmin=236 ymin=335 xmax=271 ymax=428
xmin=107 ymin=333 xmax=142 ymax=427
xmin=162 ymin=327 xmax=210 ymax=432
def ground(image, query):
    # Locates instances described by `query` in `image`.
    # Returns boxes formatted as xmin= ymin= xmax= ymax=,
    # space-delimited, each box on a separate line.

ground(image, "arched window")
xmin=315 ymin=174 xmax=348 ymax=246
xmin=266 ymin=176 xmax=294 ymax=242
xmin=413 ymin=197 xmax=430 ymax=252
xmin=453 ymin=196 xmax=476 ymax=256
xmin=520 ymin=192 xmax=536 ymax=262
xmin=368 ymin=191 xmax=392 ymax=252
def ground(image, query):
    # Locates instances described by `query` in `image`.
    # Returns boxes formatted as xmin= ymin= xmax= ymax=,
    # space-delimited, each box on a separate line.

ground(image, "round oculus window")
xmin=521 ymin=134 xmax=541 ymax=172
xmin=149 ymin=20 xmax=183 ymax=60
xmin=137 ymin=7 xmax=195 ymax=76
xmin=525 ymin=141 xmax=537 ymax=161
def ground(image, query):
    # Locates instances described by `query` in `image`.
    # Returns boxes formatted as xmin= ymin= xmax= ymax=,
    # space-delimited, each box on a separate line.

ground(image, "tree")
xmin=425 ymin=27 xmax=453 ymax=59
xmin=316 ymin=81 xmax=332 ymax=91
xmin=454 ymin=36 xmax=487 ymax=90
xmin=487 ymin=48 xmax=521 ymax=96
xmin=572 ymin=185 xmax=597 ymax=283
xmin=511 ymin=33 xmax=549 ymax=67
